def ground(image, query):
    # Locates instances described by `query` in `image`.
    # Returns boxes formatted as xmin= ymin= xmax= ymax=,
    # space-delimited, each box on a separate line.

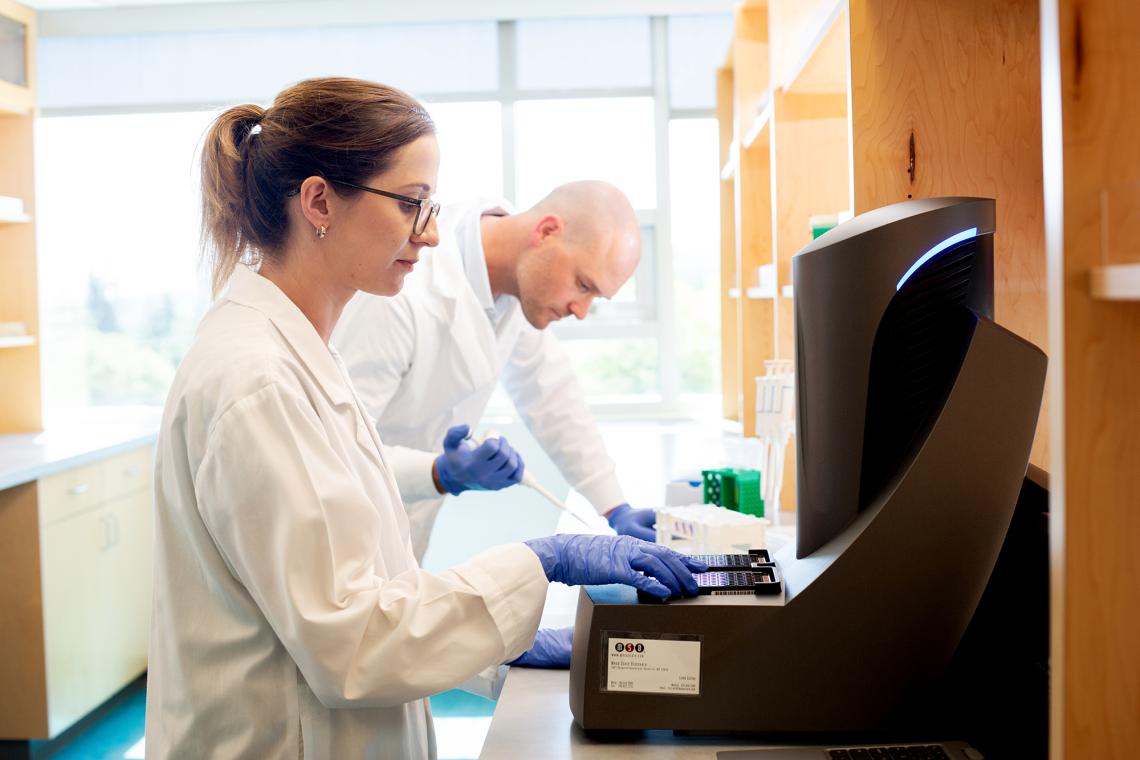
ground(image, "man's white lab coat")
xmin=336 ymin=199 xmax=626 ymax=561
xmin=146 ymin=265 xmax=548 ymax=759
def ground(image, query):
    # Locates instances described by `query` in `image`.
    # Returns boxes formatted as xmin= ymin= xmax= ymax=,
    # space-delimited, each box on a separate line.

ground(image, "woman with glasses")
xmin=145 ymin=77 xmax=705 ymax=759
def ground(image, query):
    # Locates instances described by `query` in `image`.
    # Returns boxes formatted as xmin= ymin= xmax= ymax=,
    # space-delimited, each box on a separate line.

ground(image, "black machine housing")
xmin=568 ymin=198 xmax=1048 ymax=750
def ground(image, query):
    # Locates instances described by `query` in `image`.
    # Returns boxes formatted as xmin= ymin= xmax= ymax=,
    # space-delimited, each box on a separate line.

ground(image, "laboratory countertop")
xmin=481 ymin=668 xmax=801 ymax=760
xmin=0 ymin=408 xmax=161 ymax=491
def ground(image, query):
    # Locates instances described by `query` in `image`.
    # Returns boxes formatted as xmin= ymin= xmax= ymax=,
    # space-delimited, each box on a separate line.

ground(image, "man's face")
xmin=515 ymin=225 xmax=640 ymax=330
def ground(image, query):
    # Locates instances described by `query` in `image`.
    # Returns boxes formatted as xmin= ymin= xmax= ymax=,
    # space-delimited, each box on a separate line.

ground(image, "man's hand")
xmin=433 ymin=424 xmax=525 ymax=495
xmin=606 ymin=503 xmax=657 ymax=542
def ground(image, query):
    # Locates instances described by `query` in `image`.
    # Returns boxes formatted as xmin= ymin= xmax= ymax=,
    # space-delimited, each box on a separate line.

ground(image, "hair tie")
xmin=249 ymin=123 xmax=263 ymax=137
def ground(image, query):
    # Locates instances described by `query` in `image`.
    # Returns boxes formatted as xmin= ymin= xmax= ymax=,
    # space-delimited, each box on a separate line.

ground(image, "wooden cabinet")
xmin=1042 ymin=0 xmax=1140 ymax=756
xmin=0 ymin=0 xmax=154 ymax=741
xmin=0 ymin=0 xmax=32 ymax=113
xmin=718 ymin=0 xmax=1047 ymax=518
xmin=0 ymin=446 xmax=153 ymax=739
xmin=0 ymin=0 xmax=39 ymax=433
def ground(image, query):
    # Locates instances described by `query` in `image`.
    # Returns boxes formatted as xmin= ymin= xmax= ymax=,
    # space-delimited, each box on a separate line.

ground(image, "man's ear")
xmin=297 ymin=175 xmax=333 ymax=232
xmin=532 ymin=214 xmax=564 ymax=246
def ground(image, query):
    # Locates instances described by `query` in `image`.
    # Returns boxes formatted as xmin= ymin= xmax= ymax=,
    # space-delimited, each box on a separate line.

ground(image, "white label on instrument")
xmin=604 ymin=636 xmax=701 ymax=695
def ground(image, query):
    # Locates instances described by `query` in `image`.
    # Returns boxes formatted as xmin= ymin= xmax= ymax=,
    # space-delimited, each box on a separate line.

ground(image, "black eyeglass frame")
xmin=287 ymin=179 xmax=440 ymax=235
xmin=331 ymin=179 xmax=439 ymax=235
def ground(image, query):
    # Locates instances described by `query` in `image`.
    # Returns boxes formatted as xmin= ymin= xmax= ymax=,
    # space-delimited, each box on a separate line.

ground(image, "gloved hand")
xmin=507 ymin=627 xmax=573 ymax=669
xmin=434 ymin=424 xmax=524 ymax=495
xmin=607 ymin=503 xmax=657 ymax=541
xmin=523 ymin=534 xmax=707 ymax=599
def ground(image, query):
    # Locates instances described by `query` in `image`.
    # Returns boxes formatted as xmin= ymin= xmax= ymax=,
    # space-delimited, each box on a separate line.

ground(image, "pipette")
xmin=464 ymin=430 xmax=595 ymax=528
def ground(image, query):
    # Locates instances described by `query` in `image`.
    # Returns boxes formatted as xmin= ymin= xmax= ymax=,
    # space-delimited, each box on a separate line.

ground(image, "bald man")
xmin=334 ymin=181 xmax=657 ymax=562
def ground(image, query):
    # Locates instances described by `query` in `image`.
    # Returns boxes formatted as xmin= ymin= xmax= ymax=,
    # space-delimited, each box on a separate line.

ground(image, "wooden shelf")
xmin=720 ymin=0 xmax=1047 ymax=514
xmin=720 ymin=140 xmax=739 ymax=180
xmin=1090 ymin=263 xmax=1140 ymax=300
xmin=742 ymin=97 xmax=773 ymax=149
xmin=0 ymin=84 xmax=33 ymax=117
xmin=0 ymin=0 xmax=34 ymax=118
xmin=0 ymin=0 xmax=42 ymax=435
xmin=774 ymin=0 xmax=847 ymax=95
xmin=0 ymin=335 xmax=35 ymax=349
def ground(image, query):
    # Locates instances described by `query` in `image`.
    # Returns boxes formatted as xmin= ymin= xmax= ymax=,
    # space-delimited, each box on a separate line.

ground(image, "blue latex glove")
xmin=523 ymin=534 xmax=708 ymax=599
xmin=607 ymin=503 xmax=657 ymax=542
xmin=508 ymin=627 xmax=573 ymax=669
xmin=435 ymin=424 xmax=524 ymax=495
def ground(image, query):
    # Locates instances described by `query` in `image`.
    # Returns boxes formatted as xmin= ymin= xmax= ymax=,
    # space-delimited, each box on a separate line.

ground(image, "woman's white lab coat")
xmin=145 ymin=266 xmax=548 ymax=759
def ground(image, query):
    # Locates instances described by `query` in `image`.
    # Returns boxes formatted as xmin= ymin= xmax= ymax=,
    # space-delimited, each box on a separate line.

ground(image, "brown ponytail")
xmin=200 ymin=103 xmax=264 ymax=296
xmin=199 ymin=78 xmax=436 ymax=297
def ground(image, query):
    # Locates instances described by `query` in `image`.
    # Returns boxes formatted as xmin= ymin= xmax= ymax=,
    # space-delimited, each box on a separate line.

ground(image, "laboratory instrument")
xmin=568 ymin=198 xmax=1047 ymax=753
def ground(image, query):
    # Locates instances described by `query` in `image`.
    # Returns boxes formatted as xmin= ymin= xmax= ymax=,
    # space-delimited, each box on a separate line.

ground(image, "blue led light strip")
xmin=895 ymin=227 xmax=979 ymax=291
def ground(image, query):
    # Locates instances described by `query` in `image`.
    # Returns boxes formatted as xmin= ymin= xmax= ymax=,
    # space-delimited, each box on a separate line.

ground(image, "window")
xmin=423 ymin=101 xmax=503 ymax=205
xmin=512 ymin=97 xmax=657 ymax=210
xmin=669 ymin=118 xmax=722 ymax=398
xmin=667 ymin=15 xmax=735 ymax=110
xmin=38 ymin=21 xmax=499 ymax=111
xmin=35 ymin=111 xmax=215 ymax=409
xmin=515 ymin=17 xmax=651 ymax=91
xmin=34 ymin=14 xmax=731 ymax=416
xmin=559 ymin=338 xmax=661 ymax=400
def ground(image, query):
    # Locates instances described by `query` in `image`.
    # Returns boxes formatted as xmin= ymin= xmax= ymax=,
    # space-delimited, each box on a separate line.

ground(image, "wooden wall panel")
xmin=732 ymin=3 xmax=769 ymax=143
xmin=718 ymin=67 xmax=740 ymax=422
xmin=0 ymin=0 xmax=41 ymax=433
xmin=771 ymin=112 xmax=850 ymax=361
xmin=850 ymin=0 xmax=1048 ymax=468
xmin=735 ymin=136 xmax=774 ymax=439
xmin=770 ymin=102 xmax=849 ymax=516
xmin=729 ymin=2 xmax=771 ymax=436
xmin=0 ymin=116 xmax=42 ymax=433
xmin=1045 ymin=0 xmax=1140 ymax=756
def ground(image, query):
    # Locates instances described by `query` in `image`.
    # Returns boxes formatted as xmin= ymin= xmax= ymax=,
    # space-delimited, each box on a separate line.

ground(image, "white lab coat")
xmin=336 ymin=199 xmax=626 ymax=561
xmin=146 ymin=265 xmax=548 ymax=759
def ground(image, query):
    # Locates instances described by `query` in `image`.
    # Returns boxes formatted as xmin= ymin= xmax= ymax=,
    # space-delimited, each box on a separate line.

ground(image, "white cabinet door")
xmin=38 ymin=446 xmax=154 ymax=738
xmin=40 ymin=502 xmax=114 ymax=737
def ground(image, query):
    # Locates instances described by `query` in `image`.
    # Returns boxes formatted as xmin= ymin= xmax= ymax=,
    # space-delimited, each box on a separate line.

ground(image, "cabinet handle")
xmin=68 ymin=483 xmax=90 ymax=496
xmin=112 ymin=513 xmax=120 ymax=547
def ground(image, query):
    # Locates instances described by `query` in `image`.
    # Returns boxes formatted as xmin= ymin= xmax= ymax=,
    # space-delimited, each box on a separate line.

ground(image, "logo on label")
xmin=612 ymin=641 xmax=646 ymax=653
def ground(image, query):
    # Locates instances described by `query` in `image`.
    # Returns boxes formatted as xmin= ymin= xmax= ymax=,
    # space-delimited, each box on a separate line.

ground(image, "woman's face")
xmin=336 ymin=134 xmax=441 ymax=297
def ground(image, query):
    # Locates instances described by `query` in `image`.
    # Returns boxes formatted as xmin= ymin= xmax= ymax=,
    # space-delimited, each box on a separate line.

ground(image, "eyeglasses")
xmin=330 ymin=179 xmax=440 ymax=236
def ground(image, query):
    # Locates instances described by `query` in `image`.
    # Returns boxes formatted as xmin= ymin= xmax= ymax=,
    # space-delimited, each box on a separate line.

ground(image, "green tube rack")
xmin=701 ymin=468 xmax=764 ymax=518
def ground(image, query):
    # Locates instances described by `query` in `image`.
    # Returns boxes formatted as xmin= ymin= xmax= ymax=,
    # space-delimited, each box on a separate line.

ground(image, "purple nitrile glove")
xmin=607 ymin=503 xmax=657 ymax=542
xmin=508 ymin=627 xmax=574 ymax=669
xmin=434 ymin=424 xmax=525 ymax=495
xmin=523 ymin=534 xmax=707 ymax=600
